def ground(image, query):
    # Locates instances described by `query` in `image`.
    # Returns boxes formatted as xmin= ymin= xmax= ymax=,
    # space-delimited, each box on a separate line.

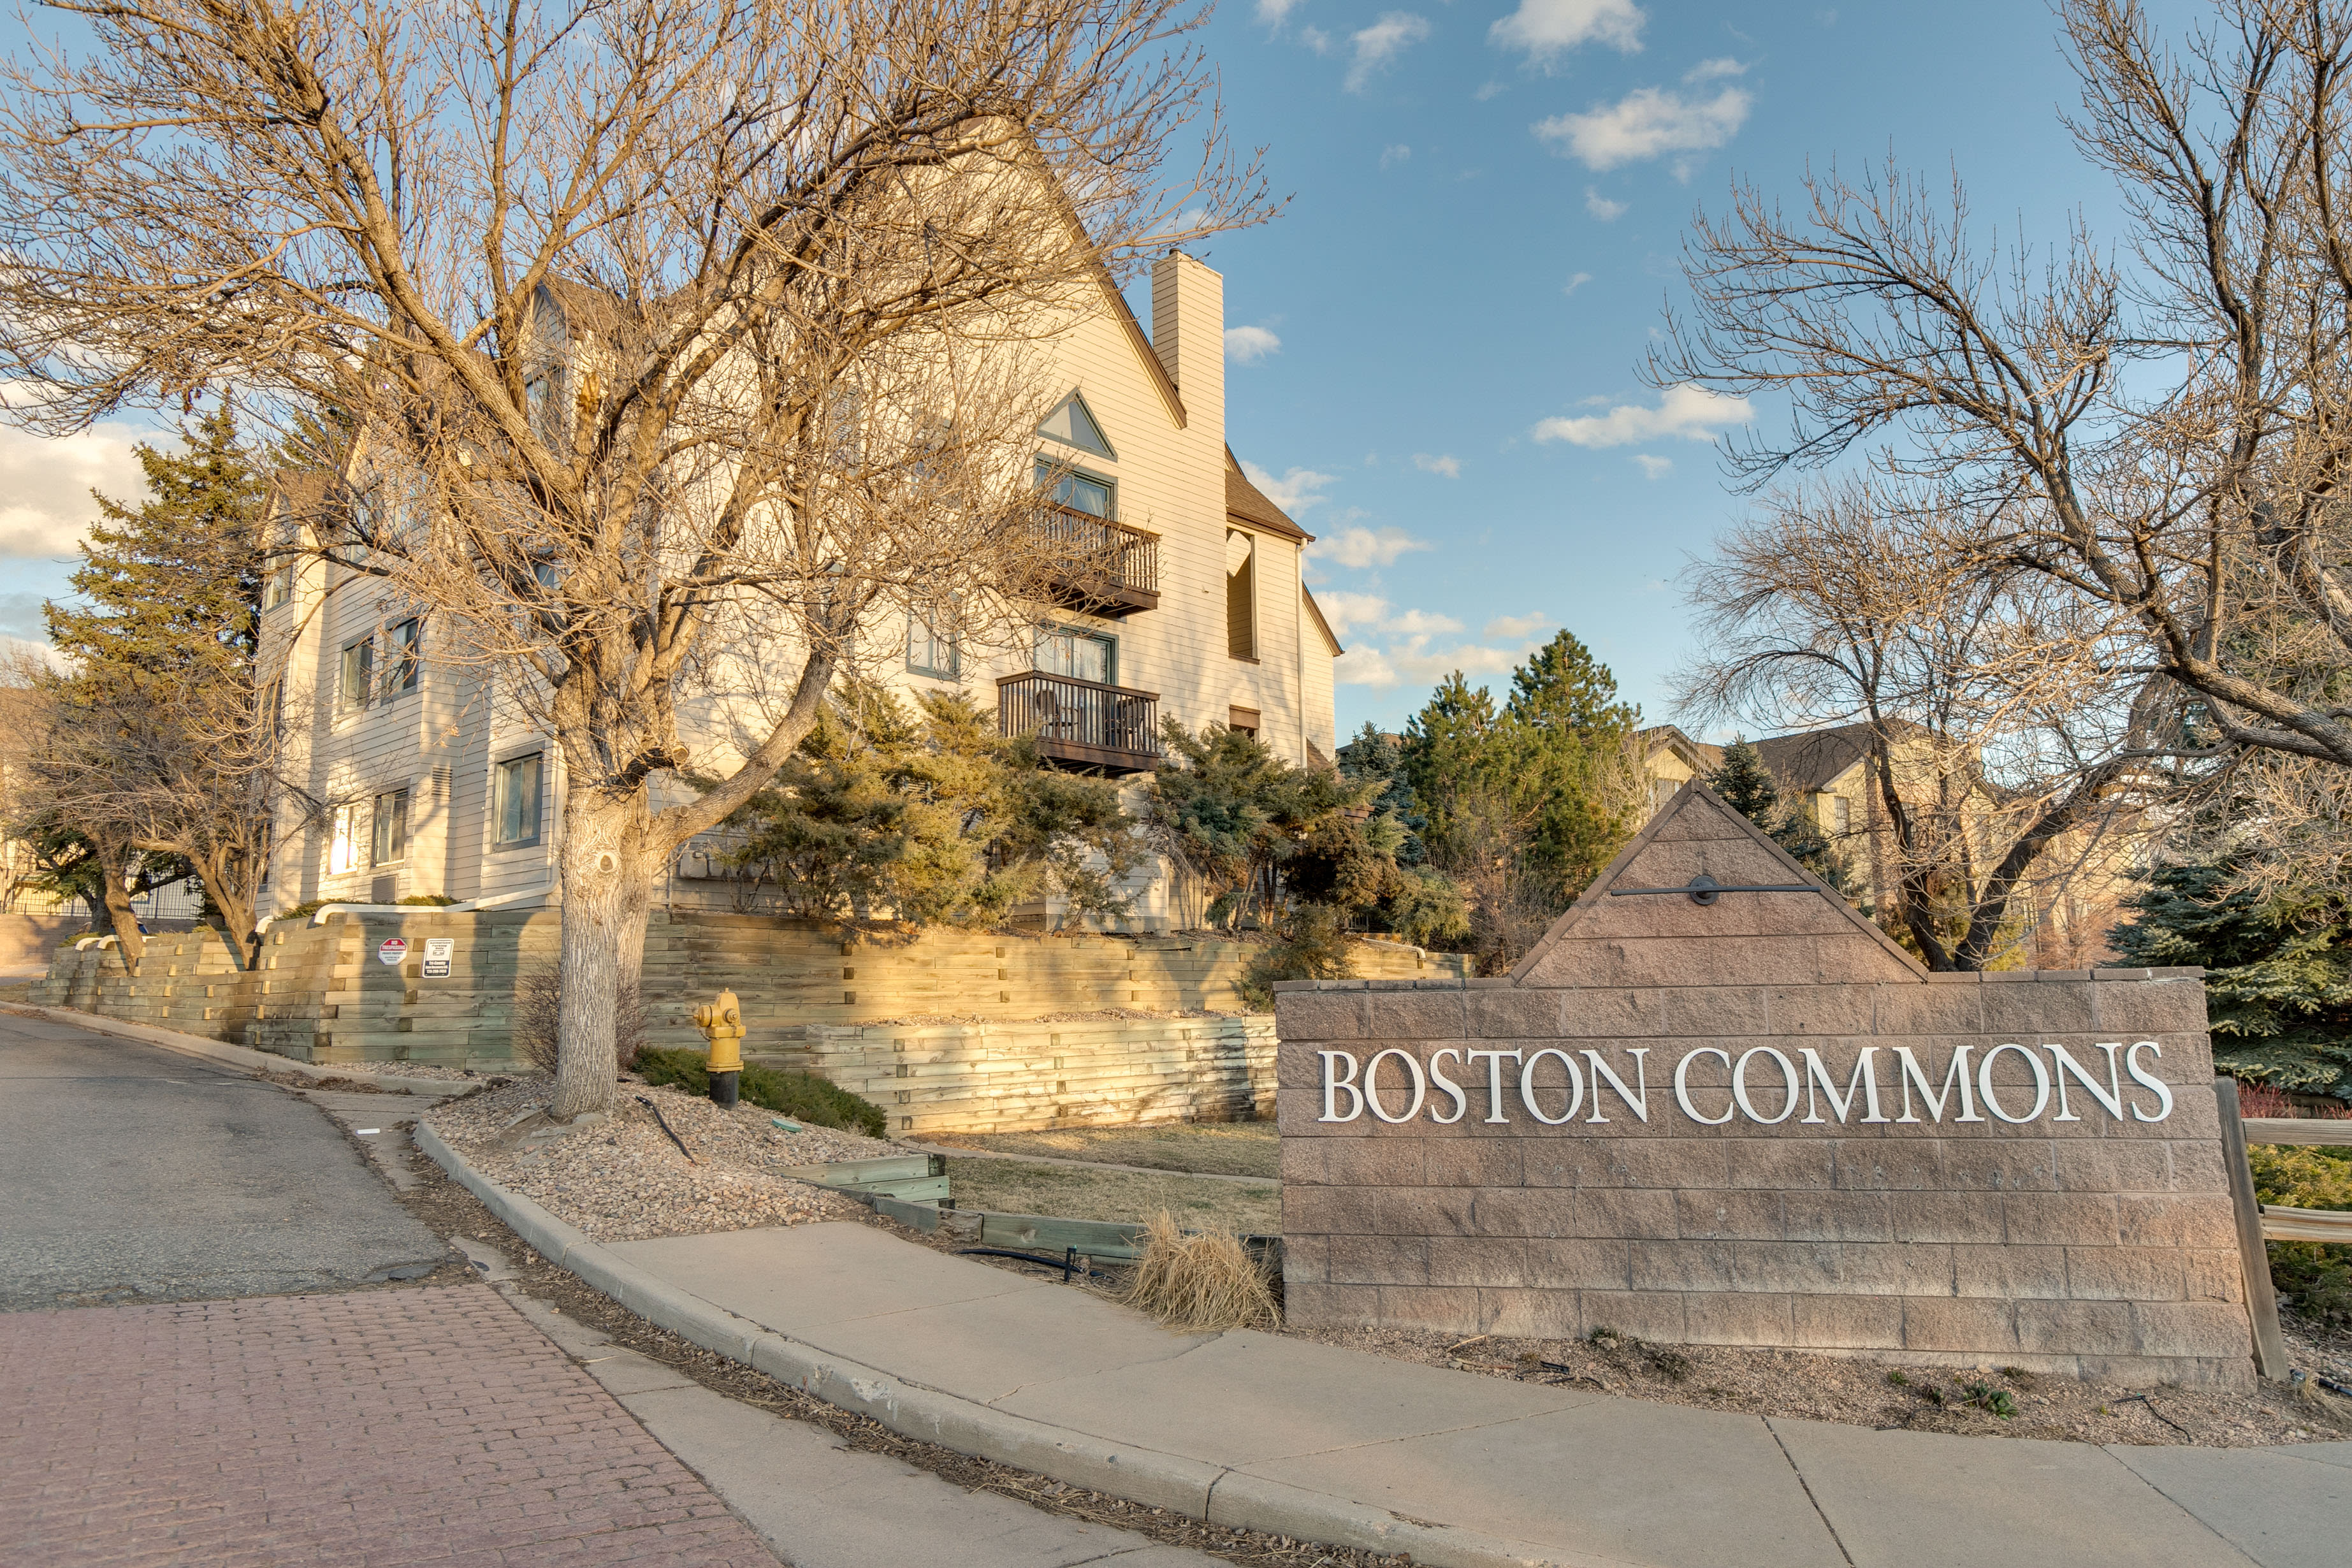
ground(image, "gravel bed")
xmin=316 ymin=1060 xmax=522 ymax=1082
xmin=1284 ymin=1318 xmax=2352 ymax=1448
xmin=427 ymin=1076 xmax=889 ymax=1241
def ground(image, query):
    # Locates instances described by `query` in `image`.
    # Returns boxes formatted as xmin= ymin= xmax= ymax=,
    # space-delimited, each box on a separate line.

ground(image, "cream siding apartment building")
xmin=259 ymin=252 xmax=1340 ymax=929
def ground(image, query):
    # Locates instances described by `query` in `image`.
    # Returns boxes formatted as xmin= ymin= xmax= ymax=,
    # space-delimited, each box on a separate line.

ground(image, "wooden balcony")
xmin=998 ymin=671 xmax=1163 ymax=774
xmin=1038 ymin=505 xmax=1159 ymax=616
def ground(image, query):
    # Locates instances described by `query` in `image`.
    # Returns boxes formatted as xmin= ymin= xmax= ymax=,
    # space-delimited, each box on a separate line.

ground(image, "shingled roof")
xmin=1224 ymin=448 xmax=1311 ymax=543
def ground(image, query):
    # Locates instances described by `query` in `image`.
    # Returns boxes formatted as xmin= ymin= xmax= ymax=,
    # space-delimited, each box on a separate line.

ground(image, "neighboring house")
xmin=258 ymin=253 xmax=1340 ymax=930
xmin=1636 ymin=720 xmax=2131 ymax=967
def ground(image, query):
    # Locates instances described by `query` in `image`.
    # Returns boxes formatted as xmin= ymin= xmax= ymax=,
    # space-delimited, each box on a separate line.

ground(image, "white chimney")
xmin=1151 ymin=252 xmax=1224 ymax=444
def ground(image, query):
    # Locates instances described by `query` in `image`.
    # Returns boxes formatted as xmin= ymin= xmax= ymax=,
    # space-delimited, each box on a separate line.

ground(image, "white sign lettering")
xmin=1316 ymin=1042 xmax=2176 ymax=1128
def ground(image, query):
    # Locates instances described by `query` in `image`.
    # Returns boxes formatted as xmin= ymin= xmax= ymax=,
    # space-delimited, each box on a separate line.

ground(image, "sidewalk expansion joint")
xmin=1764 ymin=1418 xmax=1855 ymax=1567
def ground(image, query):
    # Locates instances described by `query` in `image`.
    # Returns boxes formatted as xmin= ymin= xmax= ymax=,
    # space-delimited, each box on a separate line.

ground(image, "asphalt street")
xmin=0 ymin=1008 xmax=448 ymax=1310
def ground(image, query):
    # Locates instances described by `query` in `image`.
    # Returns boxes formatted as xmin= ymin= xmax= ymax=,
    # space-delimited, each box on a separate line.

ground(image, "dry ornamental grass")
xmin=1120 ymin=1212 xmax=1280 ymax=1332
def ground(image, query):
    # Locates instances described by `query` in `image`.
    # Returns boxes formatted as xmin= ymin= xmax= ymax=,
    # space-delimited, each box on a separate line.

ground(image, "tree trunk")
xmin=196 ymin=850 xmax=259 ymax=972
xmin=98 ymin=843 xmax=146 ymax=974
xmin=551 ymin=784 xmax=640 ymax=1121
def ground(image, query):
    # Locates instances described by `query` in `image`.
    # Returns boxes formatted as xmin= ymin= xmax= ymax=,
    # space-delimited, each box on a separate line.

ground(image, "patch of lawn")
xmin=940 ymin=1121 xmax=1279 ymax=1178
xmin=945 ymin=1158 xmax=1279 ymax=1234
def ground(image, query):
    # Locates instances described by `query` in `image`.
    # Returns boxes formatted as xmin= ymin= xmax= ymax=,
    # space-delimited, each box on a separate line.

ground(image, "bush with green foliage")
xmin=711 ymin=685 xmax=1140 ymax=927
xmin=2247 ymin=1142 xmax=2352 ymax=1327
xmin=634 ymin=1047 xmax=888 ymax=1137
xmin=2109 ymin=860 xmax=2352 ymax=1101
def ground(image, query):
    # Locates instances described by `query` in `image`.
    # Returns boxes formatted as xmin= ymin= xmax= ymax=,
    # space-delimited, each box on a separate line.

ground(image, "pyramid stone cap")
xmin=1511 ymin=780 xmax=1929 ymax=989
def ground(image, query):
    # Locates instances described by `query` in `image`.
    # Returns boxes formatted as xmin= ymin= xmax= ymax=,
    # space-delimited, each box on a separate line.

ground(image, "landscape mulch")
xmin=426 ymin=1075 xmax=882 ymax=1242
xmin=1282 ymin=1316 xmax=2352 ymax=1451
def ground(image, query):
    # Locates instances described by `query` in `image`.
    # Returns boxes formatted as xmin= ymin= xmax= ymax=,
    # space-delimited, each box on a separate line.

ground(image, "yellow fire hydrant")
xmin=690 ymin=988 xmax=745 ymax=1108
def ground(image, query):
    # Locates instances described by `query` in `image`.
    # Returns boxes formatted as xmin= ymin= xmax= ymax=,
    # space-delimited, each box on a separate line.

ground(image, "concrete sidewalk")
xmin=418 ymin=1107 xmax=2351 ymax=1568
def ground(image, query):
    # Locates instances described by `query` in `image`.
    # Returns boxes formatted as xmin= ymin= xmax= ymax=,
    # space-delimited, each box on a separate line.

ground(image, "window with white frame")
xmin=372 ymin=789 xmax=409 ymax=866
xmin=338 ymin=637 xmax=373 ymax=711
xmin=493 ymin=753 xmax=544 ymax=849
xmin=384 ymin=618 xmax=421 ymax=695
xmin=1034 ymin=625 xmax=1114 ymax=685
xmin=907 ymin=613 xmax=958 ymax=678
xmin=328 ymin=803 xmax=359 ymax=874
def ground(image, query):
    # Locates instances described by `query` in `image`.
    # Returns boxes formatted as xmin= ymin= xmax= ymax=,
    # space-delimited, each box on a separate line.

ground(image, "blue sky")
xmin=1 ymin=0 xmax=2173 ymax=737
xmin=1185 ymin=0 xmax=2167 ymax=739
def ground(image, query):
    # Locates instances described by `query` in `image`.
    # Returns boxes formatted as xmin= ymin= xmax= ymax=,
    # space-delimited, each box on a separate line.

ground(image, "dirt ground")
xmin=942 ymin=1156 xmax=1280 ymax=1233
xmin=1280 ymin=1314 xmax=2352 ymax=1450
xmin=927 ymin=1121 xmax=1281 ymax=1178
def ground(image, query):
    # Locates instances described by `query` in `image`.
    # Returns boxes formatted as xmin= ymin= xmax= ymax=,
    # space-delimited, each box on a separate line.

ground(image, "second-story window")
xmin=1036 ymin=459 xmax=1113 ymax=519
xmin=339 ymin=636 xmax=374 ymax=711
xmin=385 ymin=618 xmax=421 ymax=695
xmin=1226 ymin=530 xmax=1258 ymax=661
xmin=907 ymin=614 xmax=958 ymax=679
xmin=1036 ymin=625 xmax=1114 ymax=686
xmin=261 ymin=560 xmax=292 ymax=609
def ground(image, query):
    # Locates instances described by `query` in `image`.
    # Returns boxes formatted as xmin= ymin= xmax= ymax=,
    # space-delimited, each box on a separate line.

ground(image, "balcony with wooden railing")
xmin=1036 ymin=504 xmax=1159 ymax=616
xmin=998 ymin=671 xmax=1162 ymax=774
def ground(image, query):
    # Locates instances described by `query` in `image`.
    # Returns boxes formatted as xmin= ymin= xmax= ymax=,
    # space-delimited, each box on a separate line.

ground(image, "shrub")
xmin=1118 ymin=1210 xmax=1280 ymax=1332
xmin=1238 ymin=902 xmax=1354 ymax=1010
xmin=2250 ymin=1140 xmax=2352 ymax=1327
xmin=511 ymin=963 xmax=644 ymax=1075
xmin=633 ymin=1046 xmax=888 ymax=1138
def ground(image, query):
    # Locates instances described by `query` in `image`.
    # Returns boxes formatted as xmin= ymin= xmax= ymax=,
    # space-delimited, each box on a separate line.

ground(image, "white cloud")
xmin=1485 ymin=611 xmax=1552 ymax=641
xmin=0 ymin=422 xmax=152 ymax=558
xmin=1307 ymin=525 xmax=1433 ymax=569
xmin=1584 ymin=187 xmax=1627 ymax=221
xmin=1325 ymin=597 xmax=1549 ymax=690
xmin=1224 ymin=324 xmax=1282 ymax=363
xmin=1345 ymin=12 xmax=1431 ymax=94
xmin=1242 ymin=459 xmax=1340 ymax=515
xmin=1312 ymin=590 xmax=1397 ymax=639
xmin=1380 ymin=143 xmax=1412 ymax=169
xmin=1535 ymin=85 xmax=1752 ymax=171
xmin=1256 ymin=0 xmax=1307 ymax=22
xmin=1300 ymin=24 xmax=1333 ymax=52
xmin=1685 ymin=57 xmax=1748 ymax=82
xmin=1563 ymin=271 xmax=1594 ymax=295
xmin=1412 ymin=452 xmax=1462 ymax=478
xmin=1474 ymin=80 xmax=1508 ymax=101
xmin=1490 ymin=0 xmax=1644 ymax=62
xmin=1531 ymin=384 xmax=1752 ymax=448
xmin=1634 ymin=454 xmax=1673 ymax=479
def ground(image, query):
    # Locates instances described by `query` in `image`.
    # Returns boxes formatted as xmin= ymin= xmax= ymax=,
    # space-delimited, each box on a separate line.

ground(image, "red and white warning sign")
xmin=377 ymin=936 xmax=409 ymax=966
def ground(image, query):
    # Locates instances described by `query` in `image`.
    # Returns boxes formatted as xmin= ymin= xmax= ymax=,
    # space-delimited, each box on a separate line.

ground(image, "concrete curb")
xmin=1 ymin=1001 xmax=461 ymax=1098
xmin=409 ymin=1121 xmax=1603 ymax=1568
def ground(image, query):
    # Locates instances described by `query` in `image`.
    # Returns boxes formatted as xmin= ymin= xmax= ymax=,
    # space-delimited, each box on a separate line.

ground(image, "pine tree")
xmin=1704 ymin=737 xmax=1859 ymax=897
xmin=29 ymin=405 xmax=279 ymax=968
xmin=2110 ymin=861 xmax=2352 ymax=1102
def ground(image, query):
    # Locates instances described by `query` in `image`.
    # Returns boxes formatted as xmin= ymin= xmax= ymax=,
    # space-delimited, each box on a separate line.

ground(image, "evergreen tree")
xmin=1704 ymin=737 xmax=1859 ymax=897
xmin=29 ymin=405 xmax=280 ymax=968
xmin=1395 ymin=631 xmax=1645 ymax=969
xmin=1335 ymin=722 xmax=1429 ymax=864
xmin=2110 ymin=860 xmax=2352 ymax=1102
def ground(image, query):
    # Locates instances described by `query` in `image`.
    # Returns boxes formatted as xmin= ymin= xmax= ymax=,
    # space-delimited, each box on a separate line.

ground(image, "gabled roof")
xmin=1753 ymin=723 xmax=1878 ymax=794
xmin=1637 ymin=723 xmax=1724 ymax=776
xmin=1223 ymin=449 xmax=1311 ymax=543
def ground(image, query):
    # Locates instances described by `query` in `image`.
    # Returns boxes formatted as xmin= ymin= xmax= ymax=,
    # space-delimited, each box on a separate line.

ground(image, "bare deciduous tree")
xmin=0 ymin=0 xmax=1269 ymax=1116
xmin=1653 ymin=0 xmax=2352 ymax=867
xmin=1679 ymin=482 xmax=2170 ymax=969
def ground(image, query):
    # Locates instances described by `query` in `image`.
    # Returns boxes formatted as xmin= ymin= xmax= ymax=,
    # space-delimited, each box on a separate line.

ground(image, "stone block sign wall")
xmin=1274 ymin=783 xmax=2257 ymax=1386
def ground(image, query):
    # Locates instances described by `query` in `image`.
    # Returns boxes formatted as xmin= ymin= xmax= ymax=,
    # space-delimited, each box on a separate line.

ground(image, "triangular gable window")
xmin=1037 ymin=391 xmax=1115 ymax=460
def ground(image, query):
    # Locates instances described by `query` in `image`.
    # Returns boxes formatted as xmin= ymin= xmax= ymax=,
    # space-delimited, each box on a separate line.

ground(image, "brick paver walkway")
xmin=2 ymin=1284 xmax=777 ymax=1567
